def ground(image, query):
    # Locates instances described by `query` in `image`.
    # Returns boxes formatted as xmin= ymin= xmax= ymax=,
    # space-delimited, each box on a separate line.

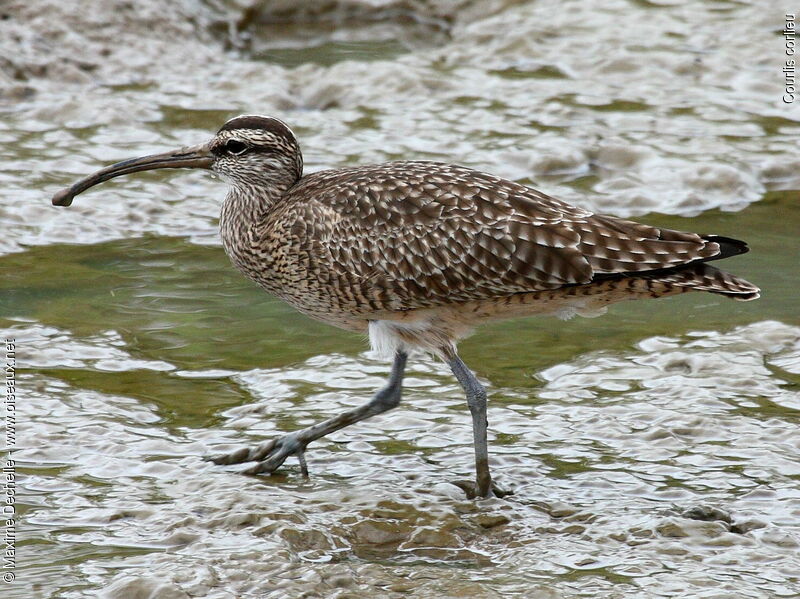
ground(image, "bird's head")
xmin=52 ymin=115 xmax=303 ymax=206
xmin=210 ymin=115 xmax=303 ymax=190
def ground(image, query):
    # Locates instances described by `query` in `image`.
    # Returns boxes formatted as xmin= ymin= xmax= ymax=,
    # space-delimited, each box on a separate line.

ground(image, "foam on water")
xmin=5 ymin=320 xmax=800 ymax=598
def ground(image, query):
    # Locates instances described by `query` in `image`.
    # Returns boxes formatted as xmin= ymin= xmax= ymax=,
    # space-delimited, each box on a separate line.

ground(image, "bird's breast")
xmin=219 ymin=214 xmax=371 ymax=332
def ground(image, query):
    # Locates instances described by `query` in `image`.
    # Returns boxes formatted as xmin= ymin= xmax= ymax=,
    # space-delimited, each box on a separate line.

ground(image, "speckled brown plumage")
xmin=253 ymin=162 xmax=729 ymax=308
xmin=210 ymin=118 xmax=757 ymax=357
xmin=51 ymin=114 xmax=760 ymax=498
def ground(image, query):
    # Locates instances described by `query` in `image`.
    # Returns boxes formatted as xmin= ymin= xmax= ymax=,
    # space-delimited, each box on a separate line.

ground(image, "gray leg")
xmin=209 ymin=351 xmax=408 ymax=475
xmin=446 ymin=352 xmax=502 ymax=498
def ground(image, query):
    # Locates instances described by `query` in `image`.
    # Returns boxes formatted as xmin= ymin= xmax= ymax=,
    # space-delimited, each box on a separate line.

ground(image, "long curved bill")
xmin=51 ymin=143 xmax=214 ymax=206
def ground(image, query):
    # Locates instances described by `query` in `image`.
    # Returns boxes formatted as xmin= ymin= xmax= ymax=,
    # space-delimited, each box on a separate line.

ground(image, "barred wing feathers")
xmin=284 ymin=161 xmax=730 ymax=312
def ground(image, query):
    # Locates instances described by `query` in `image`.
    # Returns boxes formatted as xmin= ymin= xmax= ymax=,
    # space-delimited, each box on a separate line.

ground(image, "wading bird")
xmin=52 ymin=115 xmax=759 ymax=498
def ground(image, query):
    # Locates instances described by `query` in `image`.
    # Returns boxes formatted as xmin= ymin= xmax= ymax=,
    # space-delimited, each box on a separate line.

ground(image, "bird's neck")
xmin=219 ymin=184 xmax=282 ymax=270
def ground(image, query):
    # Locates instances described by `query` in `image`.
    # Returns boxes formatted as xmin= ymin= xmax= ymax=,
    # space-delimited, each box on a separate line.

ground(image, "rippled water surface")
xmin=2 ymin=1 xmax=799 ymax=597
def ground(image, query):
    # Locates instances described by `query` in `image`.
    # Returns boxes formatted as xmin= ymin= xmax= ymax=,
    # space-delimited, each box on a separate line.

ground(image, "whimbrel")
xmin=52 ymin=115 xmax=759 ymax=498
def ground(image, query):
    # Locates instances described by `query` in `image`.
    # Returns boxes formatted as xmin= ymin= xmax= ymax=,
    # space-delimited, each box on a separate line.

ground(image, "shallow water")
xmin=2 ymin=1 xmax=800 ymax=597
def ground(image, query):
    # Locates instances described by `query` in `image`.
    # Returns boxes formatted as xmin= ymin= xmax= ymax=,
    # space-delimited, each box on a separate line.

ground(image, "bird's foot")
xmin=451 ymin=479 xmax=513 ymax=500
xmin=206 ymin=432 xmax=309 ymax=476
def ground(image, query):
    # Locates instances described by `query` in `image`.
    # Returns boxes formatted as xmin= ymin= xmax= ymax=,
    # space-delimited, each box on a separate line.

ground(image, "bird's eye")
xmin=224 ymin=139 xmax=248 ymax=155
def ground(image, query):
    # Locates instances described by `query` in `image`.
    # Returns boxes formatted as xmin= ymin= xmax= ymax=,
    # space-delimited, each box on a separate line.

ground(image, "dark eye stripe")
xmin=211 ymin=141 xmax=281 ymax=157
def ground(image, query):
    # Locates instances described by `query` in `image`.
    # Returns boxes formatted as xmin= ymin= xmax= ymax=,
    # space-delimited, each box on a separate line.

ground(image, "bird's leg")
xmin=208 ymin=351 xmax=408 ymax=476
xmin=446 ymin=351 xmax=510 ymax=499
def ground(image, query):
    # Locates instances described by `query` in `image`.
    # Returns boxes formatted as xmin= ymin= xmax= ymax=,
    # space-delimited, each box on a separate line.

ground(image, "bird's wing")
xmin=284 ymin=161 xmax=718 ymax=312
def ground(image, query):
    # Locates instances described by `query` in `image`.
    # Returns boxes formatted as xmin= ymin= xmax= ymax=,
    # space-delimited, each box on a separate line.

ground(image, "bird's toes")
xmin=206 ymin=445 xmax=255 ymax=466
xmin=247 ymin=438 xmax=279 ymax=462
xmin=451 ymin=479 xmax=513 ymax=500
xmin=296 ymin=450 xmax=309 ymax=478
xmin=242 ymin=439 xmax=306 ymax=476
xmin=207 ymin=435 xmax=309 ymax=477
xmin=205 ymin=439 xmax=278 ymax=466
xmin=240 ymin=455 xmax=285 ymax=475
xmin=490 ymin=483 xmax=513 ymax=499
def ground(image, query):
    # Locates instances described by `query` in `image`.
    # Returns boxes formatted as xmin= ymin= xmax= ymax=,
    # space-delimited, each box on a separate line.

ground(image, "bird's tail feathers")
xmin=654 ymin=262 xmax=760 ymax=301
xmin=700 ymin=235 xmax=750 ymax=261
